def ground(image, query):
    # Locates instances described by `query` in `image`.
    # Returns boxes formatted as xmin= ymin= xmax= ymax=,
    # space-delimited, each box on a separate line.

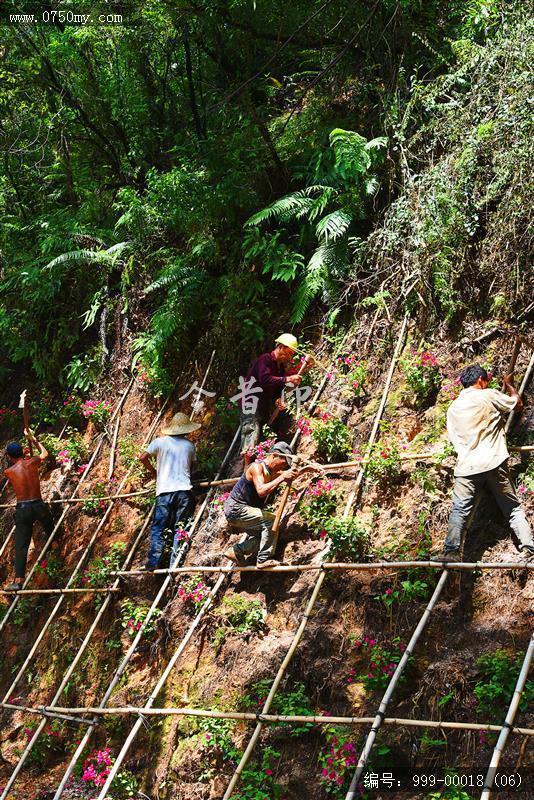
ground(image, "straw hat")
xmin=275 ymin=333 xmax=299 ymax=351
xmin=161 ymin=412 xmax=201 ymax=436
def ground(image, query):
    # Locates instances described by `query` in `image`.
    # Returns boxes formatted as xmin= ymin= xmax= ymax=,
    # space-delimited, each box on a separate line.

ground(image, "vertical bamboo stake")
xmin=480 ymin=634 xmax=533 ymax=800
xmin=222 ymin=315 xmax=409 ymax=800
xmin=505 ymin=350 xmax=534 ymax=434
xmin=107 ymin=409 xmax=122 ymax=481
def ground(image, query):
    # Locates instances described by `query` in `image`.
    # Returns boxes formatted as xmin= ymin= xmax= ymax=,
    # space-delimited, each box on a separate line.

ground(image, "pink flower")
xmin=265 ymin=768 xmax=273 ymax=776
xmin=385 ymin=588 xmax=392 ymax=595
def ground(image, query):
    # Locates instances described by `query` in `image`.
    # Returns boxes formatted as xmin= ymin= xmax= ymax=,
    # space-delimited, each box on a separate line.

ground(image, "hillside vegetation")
xmin=0 ymin=2 xmax=532 ymax=799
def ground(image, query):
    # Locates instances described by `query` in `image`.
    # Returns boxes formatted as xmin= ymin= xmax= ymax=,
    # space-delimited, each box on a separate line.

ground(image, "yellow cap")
xmin=275 ymin=333 xmax=299 ymax=351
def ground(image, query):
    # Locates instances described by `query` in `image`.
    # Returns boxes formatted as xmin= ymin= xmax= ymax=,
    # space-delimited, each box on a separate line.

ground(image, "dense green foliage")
xmin=0 ymin=1 xmax=530 ymax=394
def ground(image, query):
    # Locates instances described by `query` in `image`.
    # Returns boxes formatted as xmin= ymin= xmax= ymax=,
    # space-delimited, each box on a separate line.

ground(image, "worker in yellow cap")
xmin=238 ymin=334 xmax=303 ymax=465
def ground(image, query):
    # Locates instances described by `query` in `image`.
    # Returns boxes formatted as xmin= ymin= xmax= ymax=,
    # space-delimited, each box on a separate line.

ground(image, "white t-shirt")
xmin=447 ymin=387 xmax=517 ymax=477
xmin=145 ymin=436 xmax=196 ymax=495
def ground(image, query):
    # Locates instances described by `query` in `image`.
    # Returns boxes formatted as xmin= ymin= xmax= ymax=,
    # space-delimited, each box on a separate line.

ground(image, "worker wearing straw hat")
xmin=139 ymin=412 xmax=200 ymax=571
xmin=239 ymin=334 xmax=303 ymax=465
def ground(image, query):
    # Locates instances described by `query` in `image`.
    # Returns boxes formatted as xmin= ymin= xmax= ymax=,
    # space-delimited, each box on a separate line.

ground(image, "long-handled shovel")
xmin=18 ymin=390 xmax=33 ymax=456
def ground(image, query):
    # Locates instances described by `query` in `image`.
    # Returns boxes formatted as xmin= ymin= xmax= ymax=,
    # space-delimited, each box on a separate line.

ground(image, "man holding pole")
xmin=3 ymin=429 xmax=54 ymax=591
xmin=223 ymin=442 xmax=319 ymax=568
xmin=433 ymin=365 xmax=533 ymax=561
xmin=139 ymin=412 xmax=200 ymax=571
xmin=236 ymin=334 xmax=305 ymax=465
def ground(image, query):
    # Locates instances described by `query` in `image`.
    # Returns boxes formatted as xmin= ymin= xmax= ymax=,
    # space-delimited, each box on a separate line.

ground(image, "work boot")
xmin=139 ymin=564 xmax=156 ymax=572
xmin=430 ymin=550 xmax=461 ymax=563
xmin=256 ymin=559 xmax=284 ymax=569
xmin=223 ymin=547 xmax=246 ymax=566
xmin=519 ymin=545 xmax=534 ymax=560
xmin=4 ymin=580 xmax=23 ymax=592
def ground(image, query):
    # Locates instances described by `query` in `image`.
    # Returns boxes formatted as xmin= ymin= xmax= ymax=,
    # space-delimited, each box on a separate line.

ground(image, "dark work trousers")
xmin=14 ymin=500 xmax=54 ymax=579
xmin=146 ymin=490 xmax=195 ymax=568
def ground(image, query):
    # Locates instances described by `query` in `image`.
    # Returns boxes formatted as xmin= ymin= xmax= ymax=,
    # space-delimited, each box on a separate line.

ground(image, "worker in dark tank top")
xmin=223 ymin=441 xmax=318 ymax=568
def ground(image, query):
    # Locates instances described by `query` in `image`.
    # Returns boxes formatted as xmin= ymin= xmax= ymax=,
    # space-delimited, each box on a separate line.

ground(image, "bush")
xmin=349 ymin=636 xmax=410 ymax=692
xmin=299 ymin=478 xmax=338 ymax=534
xmin=319 ymin=725 xmax=358 ymax=796
xmin=213 ymin=594 xmax=265 ymax=647
xmin=473 ymin=649 xmax=534 ymax=717
xmin=311 ymin=412 xmax=352 ymax=461
xmin=322 ymin=515 xmax=370 ymax=561
xmin=120 ymin=599 xmax=161 ymax=640
xmin=401 ymin=347 xmax=442 ymax=406
xmin=360 ymin=437 xmax=402 ymax=484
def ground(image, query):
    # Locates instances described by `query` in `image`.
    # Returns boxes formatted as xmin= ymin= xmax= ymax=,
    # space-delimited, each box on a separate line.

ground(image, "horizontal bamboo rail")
xmin=0 ymin=586 xmax=119 ymax=595
xmin=112 ymin=559 xmax=534 ymax=577
xmin=35 ymin=705 xmax=534 ymax=736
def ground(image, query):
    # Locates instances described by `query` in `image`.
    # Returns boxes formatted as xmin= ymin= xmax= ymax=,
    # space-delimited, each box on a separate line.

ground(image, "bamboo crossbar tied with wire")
xmin=35 ymin=705 xmax=534 ymax=737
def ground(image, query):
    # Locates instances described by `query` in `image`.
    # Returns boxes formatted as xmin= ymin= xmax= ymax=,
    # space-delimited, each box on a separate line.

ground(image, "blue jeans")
xmin=146 ymin=490 xmax=195 ymax=568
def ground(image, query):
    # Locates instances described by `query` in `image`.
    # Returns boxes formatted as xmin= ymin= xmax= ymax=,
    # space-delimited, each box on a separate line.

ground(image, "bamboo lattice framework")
xmin=0 ymin=329 xmax=532 ymax=800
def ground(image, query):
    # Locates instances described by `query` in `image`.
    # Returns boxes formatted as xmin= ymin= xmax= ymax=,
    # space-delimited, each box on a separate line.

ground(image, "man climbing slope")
xmin=139 ymin=412 xmax=200 ymax=571
xmin=3 ymin=429 xmax=54 ymax=591
xmin=239 ymin=334 xmax=304 ymax=464
xmin=223 ymin=441 xmax=319 ymax=569
xmin=434 ymin=364 xmax=533 ymax=561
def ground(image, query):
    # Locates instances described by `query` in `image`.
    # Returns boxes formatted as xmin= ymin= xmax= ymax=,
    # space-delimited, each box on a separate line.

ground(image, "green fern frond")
xmin=45 ymin=250 xmax=101 ymax=269
xmin=316 ymin=210 xmax=352 ymax=242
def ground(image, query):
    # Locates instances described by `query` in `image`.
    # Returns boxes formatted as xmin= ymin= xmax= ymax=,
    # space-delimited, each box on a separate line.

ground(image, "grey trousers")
xmin=226 ymin=503 xmax=277 ymax=564
xmin=445 ymin=460 xmax=533 ymax=552
xmin=240 ymin=410 xmax=262 ymax=455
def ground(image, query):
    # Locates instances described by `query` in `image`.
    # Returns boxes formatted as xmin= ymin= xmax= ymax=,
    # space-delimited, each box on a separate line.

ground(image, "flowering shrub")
xmin=120 ymin=599 xmax=161 ymax=640
xmin=374 ymin=579 xmax=429 ymax=625
xmin=134 ymin=358 xmax=173 ymax=398
xmin=362 ymin=438 xmax=402 ymax=484
xmin=80 ymin=746 xmax=139 ymax=797
xmin=244 ymin=437 xmax=276 ymax=461
xmin=349 ymin=636 xmax=409 ymax=691
xmin=35 ymin=552 xmax=64 ymax=583
xmin=81 ymin=481 xmax=110 ymax=514
xmin=322 ymin=515 xmax=370 ymax=561
xmin=62 ymin=393 xmax=83 ymax=421
xmin=318 ymin=726 xmax=358 ymax=796
xmin=212 ymin=491 xmax=231 ymax=509
xmin=178 ymin=576 xmax=210 ymax=613
xmin=440 ymin=375 xmax=462 ymax=402
xmin=233 ymin=746 xmax=283 ymax=800
xmin=39 ymin=433 xmax=63 ymax=462
xmin=311 ymin=413 xmax=352 ymax=461
xmin=473 ymin=650 xmax=534 ymax=718
xmin=215 ymin=397 xmax=240 ymax=431
xmin=0 ymin=406 xmax=18 ymax=431
xmin=78 ymin=542 xmax=125 ymax=590
xmin=55 ymin=429 xmax=89 ymax=469
xmin=20 ymin=719 xmax=63 ymax=768
xmin=517 ymin=459 xmax=534 ymax=496
xmin=300 ymin=479 xmax=338 ymax=534
xmin=213 ymin=594 xmax=265 ymax=647
xmin=401 ymin=347 xmax=442 ymax=406
xmin=81 ymin=399 xmax=113 ymax=428
xmin=297 ymin=415 xmax=312 ymax=437
xmin=336 ymin=354 xmax=368 ymax=400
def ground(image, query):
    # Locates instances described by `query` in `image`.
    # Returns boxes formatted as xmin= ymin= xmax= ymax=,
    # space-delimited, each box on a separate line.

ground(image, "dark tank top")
xmin=227 ymin=463 xmax=270 ymax=509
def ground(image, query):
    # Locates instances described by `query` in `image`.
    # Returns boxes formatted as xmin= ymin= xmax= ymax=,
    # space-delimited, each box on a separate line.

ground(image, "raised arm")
xmin=24 ymin=428 xmax=48 ymax=462
xmin=502 ymin=373 xmax=523 ymax=412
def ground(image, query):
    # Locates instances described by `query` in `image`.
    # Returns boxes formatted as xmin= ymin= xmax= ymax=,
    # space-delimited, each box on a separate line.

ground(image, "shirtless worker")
xmin=223 ymin=441 xmax=320 ymax=568
xmin=433 ymin=365 xmax=534 ymax=562
xmin=239 ymin=334 xmax=304 ymax=465
xmin=3 ymin=429 xmax=54 ymax=591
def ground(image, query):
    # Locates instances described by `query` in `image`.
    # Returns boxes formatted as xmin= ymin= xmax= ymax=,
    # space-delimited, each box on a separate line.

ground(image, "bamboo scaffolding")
xmin=0 ymin=355 xmax=214 ymax=798
xmin=32 ymin=706 xmax=534 ymax=737
xmin=89 ymin=344 xmax=338 ymax=800
xmin=0 ymin=379 xmax=133 ymax=633
xmin=1 ymin=446 xmax=531 ymax=511
xmin=346 ymin=348 xmax=534 ymax=799
xmin=53 ymin=429 xmax=241 ymax=799
xmin=0 ymin=586 xmax=120 ymax=595
xmin=222 ymin=314 xmax=409 ymax=800
xmin=107 ymin=401 xmax=122 ymax=480
xmin=480 ymin=634 xmax=534 ymax=799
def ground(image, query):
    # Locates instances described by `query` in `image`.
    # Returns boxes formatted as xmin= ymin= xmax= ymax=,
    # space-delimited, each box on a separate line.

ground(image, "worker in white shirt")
xmin=139 ymin=413 xmax=200 ymax=570
xmin=433 ymin=364 xmax=533 ymax=562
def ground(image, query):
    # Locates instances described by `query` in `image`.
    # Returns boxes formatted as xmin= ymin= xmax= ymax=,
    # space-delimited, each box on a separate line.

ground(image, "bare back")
xmin=4 ymin=458 xmax=42 ymax=501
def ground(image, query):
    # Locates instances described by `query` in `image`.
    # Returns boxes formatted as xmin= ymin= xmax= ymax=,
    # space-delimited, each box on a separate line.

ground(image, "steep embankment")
xmin=0 ymin=317 xmax=532 ymax=800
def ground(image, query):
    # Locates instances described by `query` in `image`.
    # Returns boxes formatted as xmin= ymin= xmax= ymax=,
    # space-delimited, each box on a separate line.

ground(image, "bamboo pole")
xmin=0 ymin=379 xmax=133 ymax=634
xmin=112 ymin=559 xmax=533 ymax=577
xmin=38 ymin=705 xmax=534 ymax=736
xmin=222 ymin=314 xmax=409 ymax=800
xmin=480 ymin=634 xmax=534 ymax=799
xmin=90 ymin=343 xmax=338 ymax=800
xmin=505 ymin=349 xmax=534 ymax=434
xmin=346 ymin=571 xmax=449 ymax=798
xmin=107 ymin=405 xmax=122 ymax=481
